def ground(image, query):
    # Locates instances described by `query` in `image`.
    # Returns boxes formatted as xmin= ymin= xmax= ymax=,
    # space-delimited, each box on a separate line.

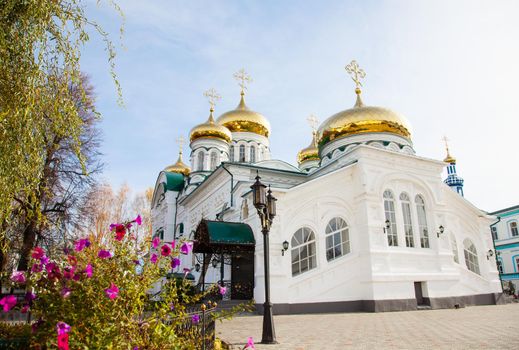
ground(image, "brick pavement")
xmin=216 ymin=304 xmax=519 ymax=349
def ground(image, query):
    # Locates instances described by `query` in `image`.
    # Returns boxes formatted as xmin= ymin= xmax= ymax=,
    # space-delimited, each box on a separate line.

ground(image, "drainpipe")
xmin=490 ymin=216 xmax=503 ymax=292
xmin=221 ymin=163 xmax=234 ymax=208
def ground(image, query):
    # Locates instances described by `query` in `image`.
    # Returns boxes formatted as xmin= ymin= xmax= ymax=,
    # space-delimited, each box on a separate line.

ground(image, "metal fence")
xmin=174 ymin=304 xmax=217 ymax=350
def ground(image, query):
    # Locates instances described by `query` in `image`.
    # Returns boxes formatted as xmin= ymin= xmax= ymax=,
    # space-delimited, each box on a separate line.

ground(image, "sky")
xmin=80 ymin=0 xmax=519 ymax=213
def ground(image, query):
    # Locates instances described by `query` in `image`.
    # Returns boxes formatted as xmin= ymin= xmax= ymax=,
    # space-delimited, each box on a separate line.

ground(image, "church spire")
xmin=442 ymin=136 xmax=464 ymax=196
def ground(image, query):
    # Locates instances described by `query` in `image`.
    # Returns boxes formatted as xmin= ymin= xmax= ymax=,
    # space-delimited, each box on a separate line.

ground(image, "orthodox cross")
xmin=176 ymin=135 xmax=185 ymax=155
xmin=307 ymin=114 xmax=319 ymax=132
xmin=233 ymin=68 xmax=253 ymax=94
xmin=345 ymin=60 xmax=366 ymax=89
xmin=442 ymin=136 xmax=451 ymax=154
xmin=204 ymin=88 xmax=221 ymax=110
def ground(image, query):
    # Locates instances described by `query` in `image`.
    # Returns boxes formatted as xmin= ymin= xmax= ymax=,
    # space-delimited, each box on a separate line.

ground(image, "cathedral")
xmin=151 ymin=62 xmax=502 ymax=313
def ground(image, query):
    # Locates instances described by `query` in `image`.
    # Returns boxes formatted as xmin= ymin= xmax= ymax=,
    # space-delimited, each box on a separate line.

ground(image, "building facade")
xmin=151 ymin=64 xmax=502 ymax=313
xmin=489 ymin=205 xmax=519 ymax=294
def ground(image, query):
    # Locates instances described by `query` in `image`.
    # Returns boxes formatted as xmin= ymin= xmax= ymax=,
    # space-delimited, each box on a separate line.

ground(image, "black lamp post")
xmin=250 ymin=173 xmax=277 ymax=344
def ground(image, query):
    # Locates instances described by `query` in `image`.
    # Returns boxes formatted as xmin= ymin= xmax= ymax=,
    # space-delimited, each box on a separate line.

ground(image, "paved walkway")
xmin=216 ymin=304 xmax=519 ymax=349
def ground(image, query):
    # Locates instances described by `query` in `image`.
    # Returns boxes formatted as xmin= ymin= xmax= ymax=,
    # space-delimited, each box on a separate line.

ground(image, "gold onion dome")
xmin=443 ymin=136 xmax=456 ymax=164
xmin=317 ymin=88 xmax=412 ymax=147
xmin=164 ymin=153 xmax=191 ymax=176
xmin=297 ymin=132 xmax=319 ymax=164
xmin=189 ymin=108 xmax=232 ymax=143
xmin=216 ymin=92 xmax=271 ymax=137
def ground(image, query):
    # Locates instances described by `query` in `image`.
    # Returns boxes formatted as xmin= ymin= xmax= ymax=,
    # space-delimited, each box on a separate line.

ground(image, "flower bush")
xmin=2 ymin=215 xmax=250 ymax=349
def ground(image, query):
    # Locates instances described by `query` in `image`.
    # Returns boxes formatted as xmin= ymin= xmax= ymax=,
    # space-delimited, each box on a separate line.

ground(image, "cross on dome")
xmin=307 ymin=114 xmax=319 ymax=133
xmin=203 ymin=88 xmax=221 ymax=111
xmin=345 ymin=60 xmax=366 ymax=92
xmin=233 ymin=68 xmax=253 ymax=95
xmin=176 ymin=135 xmax=185 ymax=155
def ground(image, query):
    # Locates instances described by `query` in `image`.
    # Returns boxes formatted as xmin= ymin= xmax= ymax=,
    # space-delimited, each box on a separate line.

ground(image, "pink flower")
xmin=135 ymin=215 xmax=142 ymax=226
xmin=161 ymin=244 xmax=171 ymax=257
xmin=98 ymin=250 xmax=113 ymax=259
xmin=180 ymin=241 xmax=193 ymax=255
xmin=25 ymin=292 xmax=36 ymax=302
xmin=74 ymin=238 xmax=91 ymax=252
xmin=46 ymin=263 xmax=61 ymax=280
xmin=171 ymin=257 xmax=181 ymax=269
xmin=85 ymin=264 xmax=93 ymax=278
xmin=0 ymin=295 xmax=17 ymax=312
xmin=152 ymin=237 xmax=160 ymax=249
xmin=63 ymin=266 xmax=75 ymax=280
xmin=192 ymin=314 xmax=200 ymax=324
xmin=56 ymin=321 xmax=71 ymax=335
xmin=109 ymin=223 xmax=117 ymax=231
xmin=11 ymin=271 xmax=26 ymax=284
xmin=150 ymin=253 xmax=158 ymax=264
xmin=58 ymin=333 xmax=69 ymax=350
xmin=219 ymin=285 xmax=227 ymax=296
xmin=246 ymin=337 xmax=255 ymax=349
xmin=31 ymin=263 xmax=42 ymax=273
xmin=61 ymin=287 xmax=71 ymax=298
xmin=31 ymin=247 xmax=45 ymax=260
xmin=105 ymin=283 xmax=119 ymax=299
xmin=21 ymin=304 xmax=30 ymax=313
xmin=40 ymin=255 xmax=49 ymax=265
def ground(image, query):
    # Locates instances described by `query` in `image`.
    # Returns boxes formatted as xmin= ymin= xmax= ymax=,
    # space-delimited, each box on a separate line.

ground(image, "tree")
xmin=0 ymin=0 xmax=122 ymax=270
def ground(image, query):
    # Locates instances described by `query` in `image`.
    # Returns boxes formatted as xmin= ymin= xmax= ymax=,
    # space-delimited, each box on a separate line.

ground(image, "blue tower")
xmin=443 ymin=137 xmax=464 ymax=196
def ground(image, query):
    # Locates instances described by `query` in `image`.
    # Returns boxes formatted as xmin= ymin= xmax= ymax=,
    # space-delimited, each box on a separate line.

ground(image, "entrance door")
xmin=231 ymin=251 xmax=254 ymax=300
xmin=414 ymin=282 xmax=425 ymax=306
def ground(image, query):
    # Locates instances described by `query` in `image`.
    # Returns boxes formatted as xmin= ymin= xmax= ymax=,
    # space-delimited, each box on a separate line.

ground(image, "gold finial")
xmin=233 ymin=68 xmax=253 ymax=96
xmin=307 ymin=114 xmax=319 ymax=147
xmin=203 ymin=88 xmax=221 ymax=112
xmin=176 ymin=135 xmax=185 ymax=156
xmin=442 ymin=136 xmax=456 ymax=164
xmin=345 ymin=60 xmax=366 ymax=95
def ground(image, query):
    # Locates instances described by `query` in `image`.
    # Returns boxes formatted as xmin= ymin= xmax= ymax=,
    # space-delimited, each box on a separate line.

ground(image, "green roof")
xmin=206 ymin=221 xmax=255 ymax=245
xmin=164 ymin=172 xmax=185 ymax=192
xmin=194 ymin=220 xmax=255 ymax=253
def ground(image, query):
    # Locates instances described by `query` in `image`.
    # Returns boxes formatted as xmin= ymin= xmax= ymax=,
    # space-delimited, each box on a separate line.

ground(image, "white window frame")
xmin=509 ymin=220 xmax=518 ymax=237
xmin=239 ymin=144 xmax=246 ymax=162
xmin=291 ymin=227 xmax=317 ymax=277
xmin=250 ymin=146 xmax=256 ymax=163
xmin=197 ymin=152 xmax=204 ymax=171
xmin=463 ymin=239 xmax=480 ymax=275
xmin=400 ymin=193 xmax=414 ymax=248
xmin=210 ymin=151 xmax=218 ymax=170
xmin=415 ymin=195 xmax=430 ymax=248
xmin=383 ymin=190 xmax=398 ymax=246
xmin=325 ymin=217 xmax=350 ymax=261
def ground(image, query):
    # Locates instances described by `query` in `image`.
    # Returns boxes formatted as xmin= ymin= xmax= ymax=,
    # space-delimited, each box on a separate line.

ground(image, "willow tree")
xmin=0 ymin=1 xmax=122 ymax=270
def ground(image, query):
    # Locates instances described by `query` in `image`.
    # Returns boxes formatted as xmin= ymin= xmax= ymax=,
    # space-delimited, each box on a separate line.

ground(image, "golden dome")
xmin=164 ymin=152 xmax=191 ymax=176
xmin=317 ymin=89 xmax=412 ymax=147
xmin=189 ymin=109 xmax=232 ymax=143
xmin=216 ymin=92 xmax=271 ymax=137
xmin=297 ymin=132 xmax=319 ymax=164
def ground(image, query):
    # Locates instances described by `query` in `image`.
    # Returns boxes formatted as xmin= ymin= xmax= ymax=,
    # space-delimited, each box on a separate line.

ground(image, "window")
xmin=491 ymin=226 xmax=498 ymax=240
xmin=291 ymin=227 xmax=317 ymax=276
xmin=415 ymin=195 xmax=430 ymax=248
xmin=197 ymin=152 xmax=204 ymax=171
xmin=510 ymin=221 xmax=518 ymax=237
xmin=497 ymin=259 xmax=503 ymax=274
xmin=383 ymin=190 xmax=398 ymax=246
xmin=515 ymin=257 xmax=519 ymax=272
xmin=400 ymin=193 xmax=414 ymax=247
xmin=250 ymin=146 xmax=256 ymax=163
xmin=325 ymin=218 xmax=350 ymax=261
xmin=210 ymin=151 xmax=218 ymax=170
xmin=239 ymin=145 xmax=246 ymax=162
xmin=451 ymin=234 xmax=459 ymax=263
xmin=229 ymin=146 xmax=234 ymax=162
xmin=463 ymin=239 xmax=480 ymax=275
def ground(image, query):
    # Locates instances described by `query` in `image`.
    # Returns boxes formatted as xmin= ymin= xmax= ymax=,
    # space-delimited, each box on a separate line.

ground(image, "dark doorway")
xmin=231 ymin=251 xmax=254 ymax=300
xmin=414 ymin=282 xmax=427 ymax=306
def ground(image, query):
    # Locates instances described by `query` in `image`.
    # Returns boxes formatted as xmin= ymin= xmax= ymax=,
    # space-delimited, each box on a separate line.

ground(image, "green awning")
xmin=194 ymin=220 xmax=255 ymax=254
xmin=164 ymin=172 xmax=185 ymax=192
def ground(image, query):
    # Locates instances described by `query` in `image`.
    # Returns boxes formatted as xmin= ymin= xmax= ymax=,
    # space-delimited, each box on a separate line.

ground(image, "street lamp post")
xmin=250 ymin=173 xmax=277 ymax=344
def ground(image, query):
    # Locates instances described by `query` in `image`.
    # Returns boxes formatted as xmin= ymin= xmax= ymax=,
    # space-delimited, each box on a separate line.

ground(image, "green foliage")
xmin=0 ymin=0 xmax=123 ymax=256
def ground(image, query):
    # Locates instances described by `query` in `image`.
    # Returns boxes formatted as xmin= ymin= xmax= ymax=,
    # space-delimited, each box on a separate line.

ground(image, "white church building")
xmin=151 ymin=63 xmax=502 ymax=313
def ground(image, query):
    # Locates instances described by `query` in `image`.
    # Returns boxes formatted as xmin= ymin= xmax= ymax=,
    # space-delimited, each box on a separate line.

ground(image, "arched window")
xmin=291 ymin=227 xmax=317 ymax=276
xmin=325 ymin=218 xmax=350 ymax=261
xmin=400 ymin=193 xmax=414 ymax=247
xmin=197 ymin=152 xmax=204 ymax=171
xmin=210 ymin=151 xmax=218 ymax=170
xmin=250 ymin=146 xmax=256 ymax=163
xmin=229 ymin=146 xmax=234 ymax=162
xmin=463 ymin=239 xmax=480 ymax=275
xmin=451 ymin=234 xmax=459 ymax=263
xmin=415 ymin=195 xmax=430 ymax=248
xmin=383 ymin=190 xmax=398 ymax=246
xmin=239 ymin=145 xmax=246 ymax=162
xmin=509 ymin=221 xmax=518 ymax=237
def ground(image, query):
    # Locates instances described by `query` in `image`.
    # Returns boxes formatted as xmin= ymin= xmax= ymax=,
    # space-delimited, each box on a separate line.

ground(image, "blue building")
xmin=489 ymin=205 xmax=519 ymax=294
